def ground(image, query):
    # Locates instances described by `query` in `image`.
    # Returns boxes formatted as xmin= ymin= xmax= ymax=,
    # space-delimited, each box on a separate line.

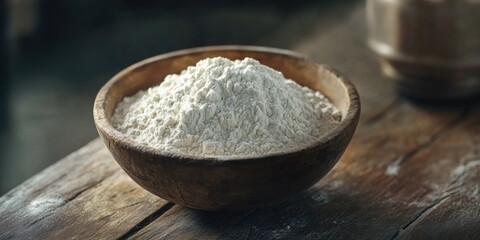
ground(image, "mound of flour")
xmin=112 ymin=57 xmax=340 ymax=157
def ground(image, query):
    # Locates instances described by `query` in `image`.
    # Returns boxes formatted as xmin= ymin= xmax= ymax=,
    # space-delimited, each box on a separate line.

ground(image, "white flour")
xmin=112 ymin=57 xmax=340 ymax=157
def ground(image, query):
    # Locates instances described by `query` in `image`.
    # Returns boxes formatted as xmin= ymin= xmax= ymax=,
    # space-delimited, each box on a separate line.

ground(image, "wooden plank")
xmin=392 ymin=111 xmax=480 ymax=239
xmin=129 ymin=101 xmax=470 ymax=239
xmin=0 ymin=139 xmax=170 ymax=239
xmin=0 ymin=2 xmax=371 ymax=239
xmin=127 ymin=3 xmax=478 ymax=239
xmin=1 ymin=2 xmax=478 ymax=239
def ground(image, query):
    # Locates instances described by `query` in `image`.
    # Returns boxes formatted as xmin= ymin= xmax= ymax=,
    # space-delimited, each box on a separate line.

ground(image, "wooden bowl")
xmin=93 ymin=46 xmax=360 ymax=210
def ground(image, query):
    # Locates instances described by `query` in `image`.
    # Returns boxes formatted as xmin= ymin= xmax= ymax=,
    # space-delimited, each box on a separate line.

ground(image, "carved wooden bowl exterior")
xmin=93 ymin=46 xmax=360 ymax=210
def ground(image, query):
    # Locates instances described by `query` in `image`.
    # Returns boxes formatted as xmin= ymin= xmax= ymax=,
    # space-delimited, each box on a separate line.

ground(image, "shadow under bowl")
xmin=93 ymin=45 xmax=360 ymax=210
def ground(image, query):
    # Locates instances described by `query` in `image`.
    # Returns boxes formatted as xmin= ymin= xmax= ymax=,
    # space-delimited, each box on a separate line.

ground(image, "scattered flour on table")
xmin=451 ymin=160 xmax=480 ymax=197
xmin=112 ymin=57 xmax=340 ymax=157
xmin=453 ymin=160 xmax=480 ymax=177
xmin=386 ymin=158 xmax=402 ymax=176
xmin=28 ymin=196 xmax=66 ymax=215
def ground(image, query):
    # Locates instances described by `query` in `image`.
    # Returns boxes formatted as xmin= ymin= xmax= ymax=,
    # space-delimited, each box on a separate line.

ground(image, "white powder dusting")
xmin=453 ymin=160 xmax=480 ymax=177
xmin=328 ymin=180 xmax=344 ymax=190
xmin=386 ymin=158 xmax=402 ymax=176
xmin=28 ymin=196 xmax=66 ymax=215
xmin=310 ymin=191 xmax=329 ymax=204
xmin=112 ymin=57 xmax=340 ymax=157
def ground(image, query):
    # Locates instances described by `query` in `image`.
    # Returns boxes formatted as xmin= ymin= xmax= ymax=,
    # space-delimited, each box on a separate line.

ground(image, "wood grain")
xmin=126 ymin=4 xmax=480 ymax=239
xmin=129 ymin=103 xmax=476 ymax=240
xmin=0 ymin=139 xmax=170 ymax=239
xmin=93 ymin=46 xmax=360 ymax=210
xmin=1 ymin=2 xmax=479 ymax=240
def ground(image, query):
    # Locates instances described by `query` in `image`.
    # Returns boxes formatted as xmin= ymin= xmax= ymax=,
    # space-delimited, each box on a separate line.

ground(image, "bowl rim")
xmin=93 ymin=45 xmax=360 ymax=163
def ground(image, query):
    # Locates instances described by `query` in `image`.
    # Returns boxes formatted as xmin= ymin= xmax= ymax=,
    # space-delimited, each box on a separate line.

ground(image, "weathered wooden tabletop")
xmin=1 ymin=3 xmax=479 ymax=240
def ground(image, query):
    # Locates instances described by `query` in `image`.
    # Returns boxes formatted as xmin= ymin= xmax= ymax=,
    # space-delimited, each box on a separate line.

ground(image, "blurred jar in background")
xmin=367 ymin=0 xmax=480 ymax=101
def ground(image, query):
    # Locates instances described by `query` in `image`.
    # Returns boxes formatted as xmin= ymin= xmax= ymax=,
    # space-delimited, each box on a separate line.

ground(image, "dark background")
xmin=0 ymin=0 xmax=356 ymax=194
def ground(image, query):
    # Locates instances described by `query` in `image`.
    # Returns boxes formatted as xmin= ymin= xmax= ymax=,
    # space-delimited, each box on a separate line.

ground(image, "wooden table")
xmin=1 ymin=3 xmax=479 ymax=239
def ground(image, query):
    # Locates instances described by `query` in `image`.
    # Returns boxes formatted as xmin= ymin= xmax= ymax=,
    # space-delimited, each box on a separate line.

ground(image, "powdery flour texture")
xmin=112 ymin=57 xmax=340 ymax=157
